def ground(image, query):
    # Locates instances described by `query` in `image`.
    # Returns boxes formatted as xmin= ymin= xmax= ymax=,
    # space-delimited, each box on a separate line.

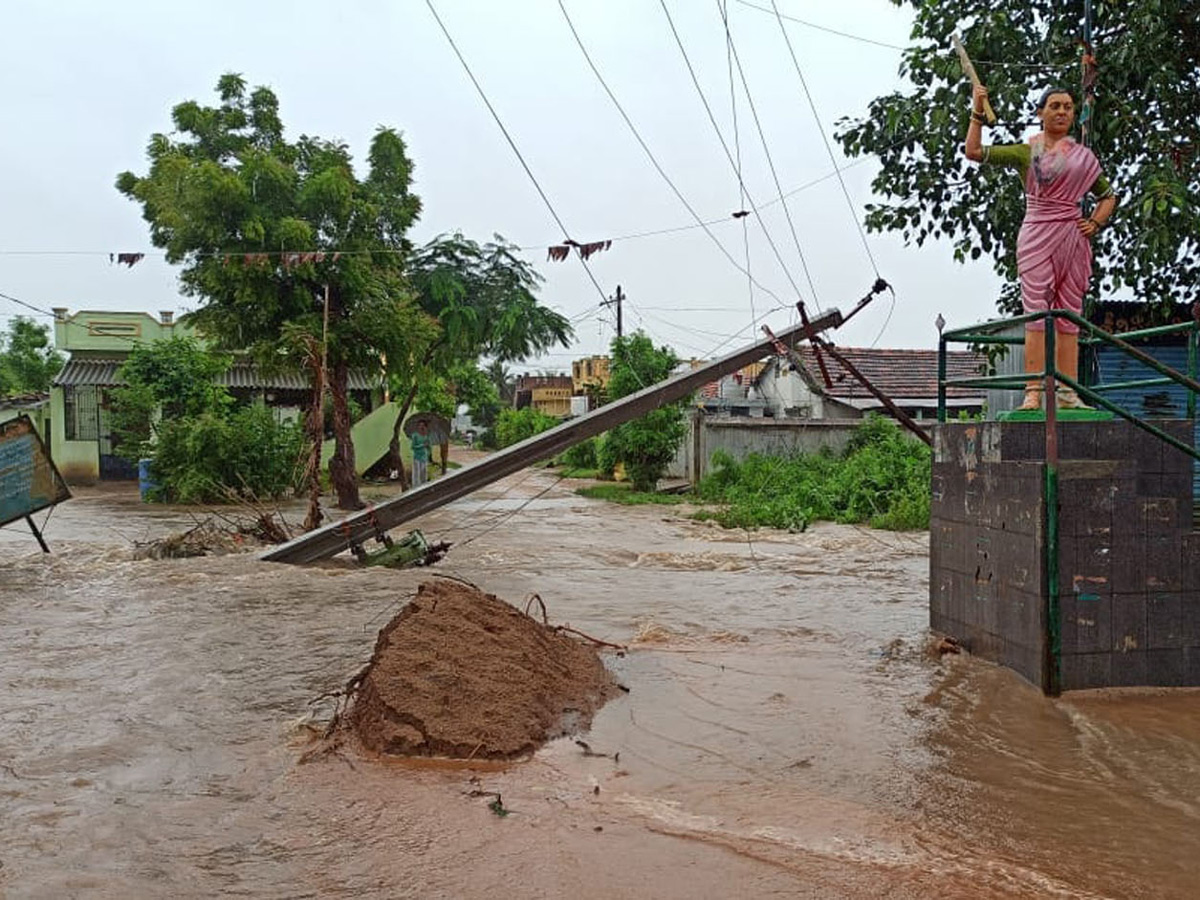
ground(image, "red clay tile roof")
xmin=785 ymin=346 xmax=984 ymax=400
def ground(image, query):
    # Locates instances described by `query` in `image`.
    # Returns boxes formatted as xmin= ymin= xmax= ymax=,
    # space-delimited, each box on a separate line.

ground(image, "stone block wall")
xmin=930 ymin=419 xmax=1199 ymax=692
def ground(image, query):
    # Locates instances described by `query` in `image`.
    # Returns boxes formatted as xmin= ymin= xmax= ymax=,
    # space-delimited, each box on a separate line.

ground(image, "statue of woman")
xmin=965 ymin=84 xmax=1119 ymax=410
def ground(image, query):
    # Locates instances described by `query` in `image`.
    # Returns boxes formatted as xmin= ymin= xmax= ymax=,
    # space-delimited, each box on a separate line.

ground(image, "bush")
xmin=150 ymin=404 xmax=306 ymax=503
xmin=556 ymin=436 xmax=599 ymax=470
xmin=495 ymin=407 xmax=558 ymax=448
xmin=694 ymin=415 xmax=931 ymax=531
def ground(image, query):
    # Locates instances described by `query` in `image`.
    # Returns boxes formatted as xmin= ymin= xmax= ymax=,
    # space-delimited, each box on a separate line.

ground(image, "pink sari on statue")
xmin=1017 ymin=136 xmax=1101 ymax=333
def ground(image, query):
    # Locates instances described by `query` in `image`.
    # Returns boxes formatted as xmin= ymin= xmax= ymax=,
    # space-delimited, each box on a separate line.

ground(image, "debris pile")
xmin=349 ymin=580 xmax=620 ymax=759
xmin=132 ymin=513 xmax=290 ymax=560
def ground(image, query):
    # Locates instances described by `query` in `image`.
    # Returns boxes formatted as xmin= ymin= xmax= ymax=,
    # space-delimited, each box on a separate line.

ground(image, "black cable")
xmin=715 ymin=0 xmax=822 ymax=307
xmin=557 ymin=0 xmax=787 ymax=308
xmin=424 ymin=0 xmax=611 ymax=307
xmin=767 ymin=0 xmax=880 ymax=277
xmin=722 ymin=0 xmax=757 ymax=334
xmin=658 ymin=0 xmax=814 ymax=315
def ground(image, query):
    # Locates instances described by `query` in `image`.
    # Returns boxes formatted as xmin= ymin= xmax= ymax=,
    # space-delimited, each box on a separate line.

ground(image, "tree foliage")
xmin=117 ymin=73 xmax=433 ymax=508
xmin=494 ymin=406 xmax=558 ymax=449
xmin=600 ymin=332 xmax=686 ymax=492
xmin=837 ymin=0 xmax=1199 ymax=314
xmin=109 ymin=337 xmax=303 ymax=501
xmin=0 ymin=317 xmax=63 ymax=395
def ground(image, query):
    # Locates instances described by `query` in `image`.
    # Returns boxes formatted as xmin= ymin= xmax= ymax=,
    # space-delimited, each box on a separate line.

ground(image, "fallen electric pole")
xmin=263 ymin=307 xmax=843 ymax=564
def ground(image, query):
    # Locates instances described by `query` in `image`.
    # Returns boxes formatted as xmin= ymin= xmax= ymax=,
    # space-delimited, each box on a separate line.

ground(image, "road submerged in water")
xmin=3 ymin=465 xmax=1200 ymax=899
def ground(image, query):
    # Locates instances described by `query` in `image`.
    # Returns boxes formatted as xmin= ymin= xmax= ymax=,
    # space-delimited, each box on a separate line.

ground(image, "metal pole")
xmin=938 ymin=337 xmax=948 ymax=423
xmin=1043 ymin=321 xmax=1061 ymax=695
xmin=25 ymin=515 xmax=50 ymax=553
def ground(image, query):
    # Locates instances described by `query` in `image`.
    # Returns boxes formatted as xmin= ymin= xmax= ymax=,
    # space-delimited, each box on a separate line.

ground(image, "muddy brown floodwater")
xmin=4 ymin=463 xmax=1200 ymax=899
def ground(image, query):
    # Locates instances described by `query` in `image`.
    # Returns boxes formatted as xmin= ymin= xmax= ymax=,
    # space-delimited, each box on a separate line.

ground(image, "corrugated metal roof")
xmin=53 ymin=358 xmax=380 ymax=391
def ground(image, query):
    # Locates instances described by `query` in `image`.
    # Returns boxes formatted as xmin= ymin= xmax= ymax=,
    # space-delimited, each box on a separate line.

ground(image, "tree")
xmin=110 ymin=336 xmax=232 ymax=461
xmin=836 ymin=1 xmax=1199 ymax=314
xmin=0 ymin=317 xmax=64 ymax=395
xmin=384 ymin=233 xmax=573 ymax=478
xmin=117 ymin=73 xmax=434 ymax=512
xmin=600 ymin=332 xmax=687 ymax=492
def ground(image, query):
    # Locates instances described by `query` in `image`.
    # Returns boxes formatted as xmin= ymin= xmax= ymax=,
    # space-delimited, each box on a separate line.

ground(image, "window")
xmin=63 ymin=385 xmax=100 ymax=441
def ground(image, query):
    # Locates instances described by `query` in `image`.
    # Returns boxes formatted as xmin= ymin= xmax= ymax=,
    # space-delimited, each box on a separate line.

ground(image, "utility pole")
xmin=603 ymin=284 xmax=624 ymax=339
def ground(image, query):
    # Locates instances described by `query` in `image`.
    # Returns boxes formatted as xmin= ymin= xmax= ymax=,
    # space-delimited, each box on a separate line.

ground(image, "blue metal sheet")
xmin=1093 ymin=344 xmax=1199 ymax=502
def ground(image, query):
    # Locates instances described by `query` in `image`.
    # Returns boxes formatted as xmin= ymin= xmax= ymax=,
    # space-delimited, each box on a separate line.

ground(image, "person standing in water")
xmin=410 ymin=420 xmax=431 ymax=488
xmin=964 ymin=84 xmax=1118 ymax=410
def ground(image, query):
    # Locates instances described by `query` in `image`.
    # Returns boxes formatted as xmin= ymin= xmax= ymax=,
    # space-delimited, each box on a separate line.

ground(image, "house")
xmin=513 ymin=374 xmax=573 ymax=418
xmin=0 ymin=393 xmax=51 ymax=442
xmin=754 ymin=346 xmax=985 ymax=421
xmin=49 ymin=308 xmax=382 ymax=484
xmin=571 ymin=355 xmax=610 ymax=394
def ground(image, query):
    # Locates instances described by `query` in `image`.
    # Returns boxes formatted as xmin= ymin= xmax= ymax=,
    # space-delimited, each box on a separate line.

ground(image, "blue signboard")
xmin=0 ymin=415 xmax=70 ymax=528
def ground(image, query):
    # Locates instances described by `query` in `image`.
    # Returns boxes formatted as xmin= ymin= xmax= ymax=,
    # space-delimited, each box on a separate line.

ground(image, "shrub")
xmin=150 ymin=403 xmax=306 ymax=503
xmin=556 ymin=436 xmax=599 ymax=470
xmin=495 ymin=407 xmax=558 ymax=448
xmin=694 ymin=415 xmax=931 ymax=531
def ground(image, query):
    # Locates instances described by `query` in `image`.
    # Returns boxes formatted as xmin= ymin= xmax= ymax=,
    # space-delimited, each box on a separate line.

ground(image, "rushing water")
xmin=3 ymin=466 xmax=1200 ymax=898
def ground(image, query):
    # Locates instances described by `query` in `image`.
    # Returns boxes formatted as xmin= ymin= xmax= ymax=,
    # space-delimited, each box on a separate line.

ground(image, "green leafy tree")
xmin=385 ymin=233 xmax=573 ymax=473
xmin=117 ymin=73 xmax=433 ymax=511
xmin=601 ymin=332 xmax=686 ymax=492
xmin=110 ymin=336 xmax=232 ymax=462
xmin=836 ymin=1 xmax=1199 ymax=314
xmin=494 ymin=406 xmax=558 ymax=448
xmin=0 ymin=317 xmax=64 ymax=395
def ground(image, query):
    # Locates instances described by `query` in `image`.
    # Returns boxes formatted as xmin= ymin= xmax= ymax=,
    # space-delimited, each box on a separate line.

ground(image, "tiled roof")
xmin=53 ymin=358 xmax=380 ymax=391
xmin=765 ymin=347 xmax=984 ymax=400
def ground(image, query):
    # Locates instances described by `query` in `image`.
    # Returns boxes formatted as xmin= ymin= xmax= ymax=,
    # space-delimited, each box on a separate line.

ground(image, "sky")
xmin=0 ymin=0 xmax=1009 ymax=371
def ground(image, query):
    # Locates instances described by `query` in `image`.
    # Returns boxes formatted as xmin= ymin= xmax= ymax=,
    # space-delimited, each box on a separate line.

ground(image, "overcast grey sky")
xmin=0 ymin=0 xmax=1007 ymax=370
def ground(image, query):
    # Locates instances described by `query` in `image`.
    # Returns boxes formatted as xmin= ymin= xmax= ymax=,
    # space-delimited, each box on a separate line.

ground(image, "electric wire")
xmin=723 ymin=0 xmax=757 ymax=334
xmin=767 ymin=0 xmax=880 ymax=276
xmin=557 ymin=0 xmax=788 ymax=308
xmin=715 ymin=0 xmax=822 ymax=307
xmin=658 ymin=0 xmax=814 ymax=318
xmin=424 ymin=0 xmax=611 ymax=308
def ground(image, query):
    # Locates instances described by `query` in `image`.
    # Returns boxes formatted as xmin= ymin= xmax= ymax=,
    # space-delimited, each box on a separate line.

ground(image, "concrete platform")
xmin=930 ymin=419 xmax=1200 ymax=692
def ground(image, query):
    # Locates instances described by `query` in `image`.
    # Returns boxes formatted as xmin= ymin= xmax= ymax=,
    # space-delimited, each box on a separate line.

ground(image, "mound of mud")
xmin=349 ymin=580 xmax=619 ymax=759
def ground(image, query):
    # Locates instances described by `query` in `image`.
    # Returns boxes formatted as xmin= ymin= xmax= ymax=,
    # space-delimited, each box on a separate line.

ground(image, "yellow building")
xmin=530 ymin=386 xmax=572 ymax=417
xmin=571 ymin=355 xmax=611 ymax=394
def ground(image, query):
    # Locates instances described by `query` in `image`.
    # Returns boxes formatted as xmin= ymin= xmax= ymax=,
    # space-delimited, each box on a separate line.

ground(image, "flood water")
xmin=3 ymin=462 xmax=1200 ymax=898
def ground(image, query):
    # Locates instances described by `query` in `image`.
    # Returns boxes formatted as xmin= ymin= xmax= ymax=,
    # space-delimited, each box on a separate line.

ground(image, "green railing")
xmin=939 ymin=309 xmax=1200 ymax=459
xmin=936 ymin=307 xmax=1200 ymax=695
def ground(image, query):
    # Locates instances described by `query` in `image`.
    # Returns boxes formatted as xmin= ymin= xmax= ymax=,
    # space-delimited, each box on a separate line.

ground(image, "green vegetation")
xmin=575 ymin=483 xmax=686 ymax=506
xmin=118 ymin=74 xmax=570 ymax=509
xmin=151 ymin=404 xmax=306 ymax=503
xmin=694 ymin=416 xmax=931 ymax=532
xmin=110 ymin=338 xmax=304 ymax=503
xmin=0 ymin=317 xmax=63 ymax=395
xmin=600 ymin=332 xmax=687 ymax=491
xmin=837 ymin=1 xmax=1199 ymax=312
xmin=494 ymin=406 xmax=558 ymax=448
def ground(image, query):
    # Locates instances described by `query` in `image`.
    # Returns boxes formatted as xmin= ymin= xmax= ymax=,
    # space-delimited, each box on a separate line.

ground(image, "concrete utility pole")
xmin=263 ymin=307 xmax=844 ymax=564
xmin=603 ymin=285 xmax=624 ymax=338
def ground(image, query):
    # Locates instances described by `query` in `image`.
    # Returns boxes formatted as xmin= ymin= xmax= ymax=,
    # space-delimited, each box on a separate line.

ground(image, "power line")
xmin=658 ymin=0 xmax=815 ymax=315
xmin=715 ymin=0 xmax=822 ymax=307
xmin=0 ymin=290 xmax=57 ymax=318
xmin=735 ymin=0 xmax=905 ymax=51
xmin=766 ymin=0 xmax=880 ymax=276
xmin=423 ymin=0 xmax=611 ymax=307
xmin=557 ymin=0 xmax=788 ymax=308
xmin=722 ymin=0 xmax=757 ymax=334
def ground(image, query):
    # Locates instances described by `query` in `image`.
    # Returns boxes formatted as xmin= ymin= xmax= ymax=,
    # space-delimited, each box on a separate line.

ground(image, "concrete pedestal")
xmin=930 ymin=419 xmax=1200 ymax=692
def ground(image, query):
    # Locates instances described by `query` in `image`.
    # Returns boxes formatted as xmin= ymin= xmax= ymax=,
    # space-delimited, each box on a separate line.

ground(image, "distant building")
xmin=754 ymin=346 xmax=984 ymax=421
xmin=571 ymin=355 xmax=610 ymax=394
xmin=513 ymin=374 xmax=573 ymax=418
xmin=48 ymin=308 xmax=381 ymax=484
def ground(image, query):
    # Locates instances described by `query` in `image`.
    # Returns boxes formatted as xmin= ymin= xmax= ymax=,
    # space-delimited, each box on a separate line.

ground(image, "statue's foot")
xmin=1056 ymin=388 xmax=1091 ymax=410
xmin=1017 ymin=389 xmax=1042 ymax=411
